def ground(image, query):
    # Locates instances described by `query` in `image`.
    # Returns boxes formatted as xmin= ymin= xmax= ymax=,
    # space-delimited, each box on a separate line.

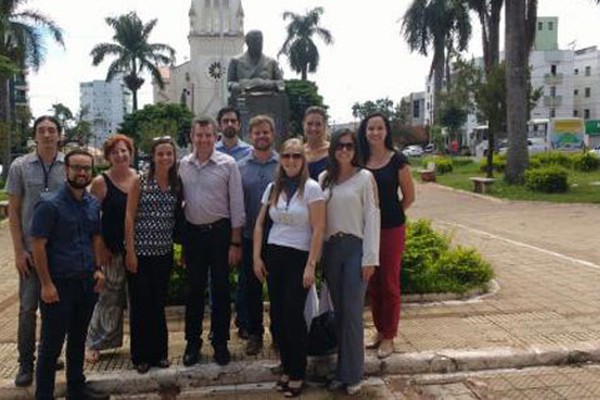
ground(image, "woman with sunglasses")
xmin=124 ymin=136 xmax=180 ymax=374
xmin=86 ymin=135 xmax=137 ymax=364
xmin=303 ymin=106 xmax=330 ymax=180
xmin=253 ymin=138 xmax=325 ymax=398
xmin=320 ymin=129 xmax=380 ymax=395
xmin=357 ymin=113 xmax=415 ymax=359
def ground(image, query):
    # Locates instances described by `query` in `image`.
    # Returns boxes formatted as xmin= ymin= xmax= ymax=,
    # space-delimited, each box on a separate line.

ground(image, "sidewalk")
xmin=0 ymin=182 xmax=599 ymax=398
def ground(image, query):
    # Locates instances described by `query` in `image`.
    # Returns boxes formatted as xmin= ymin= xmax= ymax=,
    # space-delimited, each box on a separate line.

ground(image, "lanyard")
xmin=38 ymin=153 xmax=57 ymax=192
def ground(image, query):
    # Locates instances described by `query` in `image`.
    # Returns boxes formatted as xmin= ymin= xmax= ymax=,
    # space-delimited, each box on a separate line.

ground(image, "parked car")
xmin=402 ymin=145 xmax=424 ymax=157
xmin=498 ymin=138 xmax=547 ymax=155
xmin=423 ymin=143 xmax=435 ymax=154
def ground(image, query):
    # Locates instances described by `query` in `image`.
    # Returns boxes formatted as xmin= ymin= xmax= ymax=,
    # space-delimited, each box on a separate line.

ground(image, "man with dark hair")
xmin=216 ymin=106 xmax=252 ymax=162
xmin=179 ymin=116 xmax=245 ymax=366
xmin=6 ymin=116 xmax=65 ymax=387
xmin=31 ymin=149 xmax=107 ymax=400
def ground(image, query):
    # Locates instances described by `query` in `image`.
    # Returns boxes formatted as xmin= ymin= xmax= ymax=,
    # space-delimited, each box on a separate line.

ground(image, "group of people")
xmin=7 ymin=106 xmax=414 ymax=399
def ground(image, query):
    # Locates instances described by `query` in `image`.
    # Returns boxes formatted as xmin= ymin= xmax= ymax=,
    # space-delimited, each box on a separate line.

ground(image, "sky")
xmin=23 ymin=0 xmax=600 ymax=124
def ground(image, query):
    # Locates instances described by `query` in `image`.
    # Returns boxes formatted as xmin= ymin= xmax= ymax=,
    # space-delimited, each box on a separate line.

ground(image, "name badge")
xmin=279 ymin=211 xmax=294 ymax=225
xmin=40 ymin=192 xmax=54 ymax=201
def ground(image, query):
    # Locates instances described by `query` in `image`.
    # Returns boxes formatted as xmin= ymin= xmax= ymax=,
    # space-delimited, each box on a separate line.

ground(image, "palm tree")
xmin=90 ymin=12 xmax=175 ymax=111
xmin=0 ymin=0 xmax=63 ymax=176
xmin=402 ymin=0 xmax=471 ymax=124
xmin=504 ymin=0 xmax=537 ymax=184
xmin=278 ymin=7 xmax=333 ymax=80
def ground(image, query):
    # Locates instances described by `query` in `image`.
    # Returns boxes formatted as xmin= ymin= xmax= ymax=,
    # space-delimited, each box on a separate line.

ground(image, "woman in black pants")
xmin=253 ymin=138 xmax=325 ymax=397
xmin=124 ymin=137 xmax=179 ymax=374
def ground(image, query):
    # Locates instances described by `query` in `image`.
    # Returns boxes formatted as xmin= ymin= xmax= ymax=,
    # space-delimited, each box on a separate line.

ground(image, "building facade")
xmin=79 ymin=74 xmax=131 ymax=146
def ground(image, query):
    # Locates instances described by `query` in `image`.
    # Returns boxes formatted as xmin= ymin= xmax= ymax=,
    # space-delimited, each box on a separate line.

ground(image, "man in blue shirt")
xmin=238 ymin=115 xmax=279 ymax=355
xmin=30 ymin=149 xmax=107 ymax=400
xmin=215 ymin=106 xmax=252 ymax=161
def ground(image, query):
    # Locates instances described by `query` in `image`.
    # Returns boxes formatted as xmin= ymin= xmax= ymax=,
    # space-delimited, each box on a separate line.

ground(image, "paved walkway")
xmin=0 ymin=182 xmax=599 ymax=398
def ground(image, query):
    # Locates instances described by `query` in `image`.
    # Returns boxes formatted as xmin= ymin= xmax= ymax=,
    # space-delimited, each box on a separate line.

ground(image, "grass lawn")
xmin=411 ymin=157 xmax=600 ymax=204
xmin=0 ymin=190 xmax=6 ymax=202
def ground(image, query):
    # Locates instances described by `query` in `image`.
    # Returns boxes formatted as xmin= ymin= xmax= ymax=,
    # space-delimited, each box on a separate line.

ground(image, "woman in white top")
xmin=253 ymin=138 xmax=325 ymax=398
xmin=319 ymin=129 xmax=380 ymax=396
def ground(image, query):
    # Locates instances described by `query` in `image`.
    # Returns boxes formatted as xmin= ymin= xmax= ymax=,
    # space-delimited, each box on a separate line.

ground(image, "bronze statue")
xmin=227 ymin=30 xmax=284 ymax=96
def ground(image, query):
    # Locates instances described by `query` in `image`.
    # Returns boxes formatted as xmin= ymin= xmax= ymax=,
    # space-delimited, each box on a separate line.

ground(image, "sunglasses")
xmin=153 ymin=135 xmax=172 ymax=142
xmin=281 ymin=153 xmax=303 ymax=160
xmin=335 ymin=142 xmax=355 ymax=151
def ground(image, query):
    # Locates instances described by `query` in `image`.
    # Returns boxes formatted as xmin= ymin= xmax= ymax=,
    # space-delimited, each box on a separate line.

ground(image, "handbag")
xmin=307 ymin=281 xmax=338 ymax=356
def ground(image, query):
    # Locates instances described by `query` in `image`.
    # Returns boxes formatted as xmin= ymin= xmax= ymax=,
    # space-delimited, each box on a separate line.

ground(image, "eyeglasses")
xmin=152 ymin=136 xmax=172 ymax=142
xmin=68 ymin=164 xmax=93 ymax=173
xmin=335 ymin=142 xmax=355 ymax=151
xmin=280 ymin=153 xmax=303 ymax=160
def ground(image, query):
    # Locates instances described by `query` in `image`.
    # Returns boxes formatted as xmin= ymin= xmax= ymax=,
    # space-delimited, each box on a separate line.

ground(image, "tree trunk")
xmin=132 ymin=88 xmax=138 ymax=112
xmin=432 ymin=43 xmax=445 ymax=126
xmin=0 ymin=78 xmax=11 ymax=180
xmin=301 ymin=66 xmax=307 ymax=81
xmin=504 ymin=0 xmax=529 ymax=184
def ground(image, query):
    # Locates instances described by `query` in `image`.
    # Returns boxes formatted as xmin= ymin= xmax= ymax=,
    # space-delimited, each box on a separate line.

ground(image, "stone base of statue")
xmin=230 ymin=92 xmax=290 ymax=142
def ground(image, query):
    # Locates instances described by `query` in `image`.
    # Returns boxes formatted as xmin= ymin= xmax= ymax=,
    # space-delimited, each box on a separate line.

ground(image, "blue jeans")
xmin=35 ymin=275 xmax=97 ymax=400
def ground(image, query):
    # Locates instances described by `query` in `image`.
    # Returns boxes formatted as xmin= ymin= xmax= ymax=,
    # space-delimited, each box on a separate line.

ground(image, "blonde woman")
xmin=253 ymin=138 xmax=325 ymax=398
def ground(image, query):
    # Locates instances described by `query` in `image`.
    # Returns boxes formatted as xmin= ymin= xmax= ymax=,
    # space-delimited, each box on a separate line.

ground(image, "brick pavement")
xmin=0 ymin=182 xmax=598 ymax=398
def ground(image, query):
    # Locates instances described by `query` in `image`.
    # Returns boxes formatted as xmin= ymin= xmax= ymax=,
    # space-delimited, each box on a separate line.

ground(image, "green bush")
xmin=451 ymin=156 xmax=474 ymax=167
xmin=571 ymin=152 xmax=600 ymax=172
xmin=530 ymin=151 xmax=572 ymax=168
xmin=402 ymin=219 xmax=494 ymax=294
xmin=527 ymin=158 xmax=542 ymax=169
xmin=423 ymin=156 xmax=453 ymax=174
xmin=479 ymin=154 xmax=506 ymax=173
xmin=524 ymin=166 xmax=569 ymax=193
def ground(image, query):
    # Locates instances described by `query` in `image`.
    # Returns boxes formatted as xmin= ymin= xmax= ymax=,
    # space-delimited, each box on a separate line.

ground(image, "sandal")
xmin=275 ymin=375 xmax=290 ymax=392
xmin=85 ymin=349 xmax=100 ymax=364
xmin=284 ymin=381 xmax=304 ymax=398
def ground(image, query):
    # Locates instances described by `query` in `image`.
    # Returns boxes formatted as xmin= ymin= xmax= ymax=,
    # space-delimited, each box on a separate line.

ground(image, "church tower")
xmin=154 ymin=1 xmax=244 ymax=118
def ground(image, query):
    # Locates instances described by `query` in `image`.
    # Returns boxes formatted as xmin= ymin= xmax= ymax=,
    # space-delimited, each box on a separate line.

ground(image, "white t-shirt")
xmin=261 ymin=179 xmax=325 ymax=252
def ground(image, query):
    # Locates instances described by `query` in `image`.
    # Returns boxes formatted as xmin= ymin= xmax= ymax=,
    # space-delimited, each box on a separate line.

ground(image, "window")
xmin=548 ymin=21 xmax=554 ymax=31
xmin=585 ymin=109 xmax=591 ymax=119
xmin=573 ymin=110 xmax=579 ymax=117
xmin=574 ymin=89 xmax=579 ymax=96
xmin=550 ymin=86 xmax=556 ymax=97
xmin=585 ymin=87 xmax=591 ymax=98
xmin=550 ymin=109 xmax=556 ymax=118
xmin=575 ymin=68 xmax=579 ymax=75
xmin=585 ymin=66 xmax=591 ymax=76
xmin=550 ymin=65 xmax=557 ymax=75
xmin=413 ymin=100 xmax=420 ymax=118
xmin=538 ymin=22 xmax=543 ymax=30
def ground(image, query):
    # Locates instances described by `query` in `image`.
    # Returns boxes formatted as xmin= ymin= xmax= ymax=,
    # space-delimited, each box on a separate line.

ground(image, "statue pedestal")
xmin=232 ymin=92 xmax=290 ymax=142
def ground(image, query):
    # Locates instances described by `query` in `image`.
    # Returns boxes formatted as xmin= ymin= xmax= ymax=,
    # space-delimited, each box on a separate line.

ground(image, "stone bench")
xmin=0 ymin=200 xmax=8 ymax=219
xmin=418 ymin=162 xmax=436 ymax=182
xmin=469 ymin=177 xmax=495 ymax=194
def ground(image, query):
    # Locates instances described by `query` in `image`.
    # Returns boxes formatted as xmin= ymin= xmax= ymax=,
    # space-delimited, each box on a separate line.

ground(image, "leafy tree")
xmin=352 ymin=98 xmax=418 ymax=144
xmin=51 ymin=103 xmax=94 ymax=146
xmin=504 ymin=0 xmax=538 ymax=184
xmin=278 ymin=7 xmax=333 ymax=80
xmin=402 ymin=0 xmax=471 ymax=124
xmin=90 ymin=12 xmax=175 ymax=111
xmin=284 ymin=79 xmax=326 ymax=135
xmin=0 ymin=0 xmax=63 ymax=176
xmin=118 ymin=103 xmax=193 ymax=153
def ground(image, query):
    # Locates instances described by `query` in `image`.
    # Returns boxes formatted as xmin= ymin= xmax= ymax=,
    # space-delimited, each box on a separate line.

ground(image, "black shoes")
xmin=245 ymin=335 xmax=263 ymax=356
xmin=135 ymin=363 xmax=150 ymax=374
xmin=66 ymin=383 xmax=109 ymax=400
xmin=237 ymin=327 xmax=250 ymax=340
xmin=213 ymin=344 xmax=231 ymax=366
xmin=14 ymin=365 xmax=33 ymax=387
xmin=183 ymin=341 xmax=201 ymax=367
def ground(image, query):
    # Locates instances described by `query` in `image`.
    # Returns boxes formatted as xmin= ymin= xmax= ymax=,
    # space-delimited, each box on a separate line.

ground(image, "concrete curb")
xmin=4 ymin=342 xmax=600 ymax=399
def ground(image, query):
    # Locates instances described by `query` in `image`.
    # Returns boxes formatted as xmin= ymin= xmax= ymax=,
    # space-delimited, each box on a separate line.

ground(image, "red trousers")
xmin=368 ymin=225 xmax=406 ymax=339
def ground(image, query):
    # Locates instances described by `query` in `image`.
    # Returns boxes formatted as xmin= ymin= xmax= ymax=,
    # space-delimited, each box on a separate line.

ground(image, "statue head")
xmin=245 ymin=30 xmax=263 ymax=59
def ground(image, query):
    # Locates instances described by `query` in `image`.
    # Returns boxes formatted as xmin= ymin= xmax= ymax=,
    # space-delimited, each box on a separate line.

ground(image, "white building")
xmin=79 ymin=74 xmax=131 ymax=146
xmin=153 ymin=0 xmax=245 ymax=118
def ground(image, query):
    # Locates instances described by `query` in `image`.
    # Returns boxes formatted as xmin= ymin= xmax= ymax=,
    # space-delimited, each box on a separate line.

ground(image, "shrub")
xmin=167 ymin=245 xmax=187 ymax=305
xmin=571 ymin=152 xmax=600 ymax=172
xmin=402 ymin=219 xmax=494 ymax=294
xmin=527 ymin=158 xmax=542 ymax=170
xmin=524 ymin=166 xmax=569 ymax=193
xmin=479 ymin=154 xmax=506 ymax=173
xmin=423 ymin=156 xmax=452 ymax=174
xmin=452 ymin=156 xmax=474 ymax=167
xmin=530 ymin=151 xmax=572 ymax=168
